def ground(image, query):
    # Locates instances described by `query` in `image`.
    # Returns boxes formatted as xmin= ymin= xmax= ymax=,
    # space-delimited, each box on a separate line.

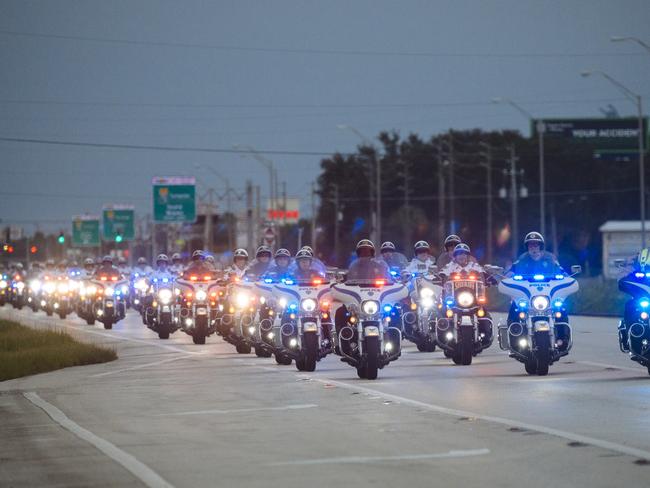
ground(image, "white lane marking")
xmin=311 ymin=377 xmax=650 ymax=460
xmin=267 ymin=448 xmax=490 ymax=466
xmin=576 ymin=360 xmax=642 ymax=372
xmin=157 ymin=403 xmax=318 ymax=417
xmin=89 ymin=354 xmax=198 ymax=378
xmin=24 ymin=392 xmax=174 ymax=488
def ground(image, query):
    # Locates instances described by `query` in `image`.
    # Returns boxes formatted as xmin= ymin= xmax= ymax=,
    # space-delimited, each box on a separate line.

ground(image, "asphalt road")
xmin=1 ymin=305 xmax=649 ymax=488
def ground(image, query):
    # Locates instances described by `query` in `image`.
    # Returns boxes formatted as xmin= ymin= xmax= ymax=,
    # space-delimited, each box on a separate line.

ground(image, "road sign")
xmin=534 ymin=117 xmax=648 ymax=161
xmin=72 ymin=215 xmax=100 ymax=247
xmin=152 ymin=176 xmax=196 ymax=223
xmin=102 ymin=205 xmax=135 ymax=241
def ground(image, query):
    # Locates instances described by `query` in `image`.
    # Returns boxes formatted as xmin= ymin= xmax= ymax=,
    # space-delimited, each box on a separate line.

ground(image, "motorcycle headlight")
xmin=158 ymin=288 xmax=173 ymax=304
xmin=235 ymin=292 xmax=249 ymax=308
xmin=44 ymin=282 xmax=56 ymax=294
xmin=135 ymin=279 xmax=148 ymax=290
xmin=0 ymin=280 xmax=7 ymax=289
xmin=86 ymin=285 xmax=96 ymax=295
xmin=301 ymin=298 xmax=317 ymax=312
xmin=57 ymin=284 xmax=69 ymax=293
xmin=456 ymin=291 xmax=475 ymax=308
xmin=105 ymin=287 xmax=114 ymax=297
xmin=531 ymin=296 xmax=550 ymax=311
xmin=16 ymin=282 xmax=25 ymax=290
xmin=195 ymin=290 xmax=207 ymax=301
xmin=420 ymin=288 xmax=434 ymax=298
xmin=421 ymin=297 xmax=434 ymax=309
xmin=362 ymin=300 xmax=380 ymax=315
xmin=29 ymin=280 xmax=40 ymax=291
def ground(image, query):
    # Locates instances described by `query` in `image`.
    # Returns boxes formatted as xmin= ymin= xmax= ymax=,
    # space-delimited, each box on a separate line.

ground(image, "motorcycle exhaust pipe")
xmin=339 ymin=326 xmax=354 ymax=341
xmin=241 ymin=314 xmax=253 ymax=327
xmin=403 ymin=311 xmax=417 ymax=325
xmin=508 ymin=322 xmax=524 ymax=337
xmin=260 ymin=318 xmax=273 ymax=333
xmin=281 ymin=323 xmax=295 ymax=337
xmin=221 ymin=314 xmax=233 ymax=326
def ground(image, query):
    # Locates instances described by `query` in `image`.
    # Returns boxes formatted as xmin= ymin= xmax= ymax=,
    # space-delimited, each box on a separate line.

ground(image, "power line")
xmin=0 ymin=29 xmax=644 ymax=59
xmin=0 ymin=136 xmax=341 ymax=157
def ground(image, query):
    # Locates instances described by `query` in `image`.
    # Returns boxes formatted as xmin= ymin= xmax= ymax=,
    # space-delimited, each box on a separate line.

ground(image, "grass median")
xmin=0 ymin=319 xmax=117 ymax=381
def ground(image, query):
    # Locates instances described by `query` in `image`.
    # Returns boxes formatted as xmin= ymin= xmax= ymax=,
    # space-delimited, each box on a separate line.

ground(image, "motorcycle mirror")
xmin=570 ymin=265 xmax=582 ymax=275
xmin=613 ymin=258 xmax=626 ymax=268
xmin=484 ymin=265 xmax=504 ymax=274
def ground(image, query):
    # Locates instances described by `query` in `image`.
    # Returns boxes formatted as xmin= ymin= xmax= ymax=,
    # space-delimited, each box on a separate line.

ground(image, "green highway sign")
xmin=152 ymin=176 xmax=196 ymax=223
xmin=72 ymin=215 xmax=100 ymax=247
xmin=102 ymin=204 xmax=135 ymax=241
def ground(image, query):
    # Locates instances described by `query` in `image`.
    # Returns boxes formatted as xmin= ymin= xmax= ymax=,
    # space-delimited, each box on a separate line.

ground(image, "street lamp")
xmin=492 ymin=97 xmax=546 ymax=237
xmin=337 ymin=124 xmax=382 ymax=243
xmin=233 ymin=143 xmax=277 ymax=227
xmin=611 ymin=36 xmax=650 ymax=54
xmin=581 ymin=70 xmax=646 ymax=247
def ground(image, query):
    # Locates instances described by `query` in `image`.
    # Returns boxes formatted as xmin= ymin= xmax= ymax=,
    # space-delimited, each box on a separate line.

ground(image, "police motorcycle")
xmin=497 ymin=267 xmax=581 ymax=376
xmin=76 ymin=259 xmax=100 ymax=325
xmin=175 ymin=253 xmax=221 ymax=344
xmin=52 ymin=274 xmax=74 ymax=319
xmin=270 ymin=272 xmax=333 ymax=371
xmin=9 ymin=266 xmax=27 ymax=310
xmin=130 ymin=266 xmax=151 ymax=313
xmin=401 ymin=266 xmax=442 ymax=352
xmin=615 ymin=249 xmax=650 ymax=375
xmin=436 ymin=266 xmax=497 ymax=365
xmin=329 ymin=240 xmax=406 ymax=380
xmin=0 ymin=270 xmax=9 ymax=306
xmin=90 ymin=262 xmax=128 ymax=329
xmin=143 ymin=255 xmax=180 ymax=339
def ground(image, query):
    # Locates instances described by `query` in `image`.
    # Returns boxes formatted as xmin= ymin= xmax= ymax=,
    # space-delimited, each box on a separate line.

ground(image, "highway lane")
xmin=1 ymin=306 xmax=649 ymax=487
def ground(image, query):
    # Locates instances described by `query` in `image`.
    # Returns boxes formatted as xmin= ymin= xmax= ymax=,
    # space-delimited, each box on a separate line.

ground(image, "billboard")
xmin=534 ymin=117 xmax=648 ymax=162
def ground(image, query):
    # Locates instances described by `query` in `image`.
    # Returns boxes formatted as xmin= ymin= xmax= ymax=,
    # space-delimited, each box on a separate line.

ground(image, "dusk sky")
xmin=1 ymin=0 xmax=649 ymax=233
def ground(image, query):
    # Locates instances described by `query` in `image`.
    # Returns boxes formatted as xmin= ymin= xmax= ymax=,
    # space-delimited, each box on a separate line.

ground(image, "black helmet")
xmin=414 ymin=240 xmax=430 ymax=253
xmin=255 ymin=246 xmax=272 ymax=259
xmin=274 ymin=248 xmax=291 ymax=259
xmin=191 ymin=250 xmax=205 ymax=261
xmin=524 ymin=231 xmax=545 ymax=248
xmin=356 ymin=239 xmax=375 ymax=257
xmin=444 ymin=234 xmax=461 ymax=249
xmin=295 ymin=249 xmax=313 ymax=261
xmin=102 ymin=255 xmax=113 ymax=265
xmin=233 ymin=248 xmax=249 ymax=260
xmin=453 ymin=243 xmax=471 ymax=256
xmin=380 ymin=241 xmax=396 ymax=253
xmin=156 ymin=254 xmax=169 ymax=264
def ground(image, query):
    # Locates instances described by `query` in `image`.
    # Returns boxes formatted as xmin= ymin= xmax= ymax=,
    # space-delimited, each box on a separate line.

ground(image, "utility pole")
xmin=448 ymin=131 xmax=455 ymax=234
xmin=479 ymin=142 xmax=494 ymax=264
xmin=402 ymin=158 xmax=410 ymax=248
xmin=204 ymin=188 xmax=215 ymax=251
xmin=246 ymin=181 xmax=253 ymax=253
xmin=334 ymin=185 xmax=340 ymax=266
xmin=255 ymin=185 xmax=261 ymax=248
xmin=311 ymin=181 xmax=317 ymax=253
xmin=376 ymin=153 xmax=382 ymax=244
xmin=509 ymin=146 xmax=519 ymax=259
xmin=436 ymin=141 xmax=446 ymax=244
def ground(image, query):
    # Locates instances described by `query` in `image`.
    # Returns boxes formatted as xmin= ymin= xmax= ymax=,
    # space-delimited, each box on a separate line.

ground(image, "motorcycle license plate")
xmin=197 ymin=307 xmax=207 ymax=315
xmin=162 ymin=306 xmax=170 ymax=312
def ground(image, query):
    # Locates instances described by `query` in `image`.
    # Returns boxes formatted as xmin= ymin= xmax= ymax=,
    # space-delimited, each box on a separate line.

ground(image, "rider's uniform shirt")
xmin=405 ymin=257 xmax=436 ymax=275
xmin=440 ymin=260 xmax=484 ymax=277
xmin=224 ymin=264 xmax=247 ymax=280
xmin=509 ymin=252 xmax=561 ymax=276
xmin=132 ymin=266 xmax=152 ymax=278
xmin=346 ymin=257 xmax=391 ymax=281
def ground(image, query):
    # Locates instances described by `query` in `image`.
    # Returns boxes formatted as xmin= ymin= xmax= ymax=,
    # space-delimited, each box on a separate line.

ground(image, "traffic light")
xmin=58 ymin=232 xmax=65 ymax=244
xmin=30 ymin=245 xmax=38 ymax=254
xmin=115 ymin=233 xmax=123 ymax=243
xmin=7 ymin=245 xmax=14 ymax=254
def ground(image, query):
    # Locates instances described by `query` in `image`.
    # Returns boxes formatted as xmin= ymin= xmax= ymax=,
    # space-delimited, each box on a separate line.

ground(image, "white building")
xmin=599 ymin=220 xmax=650 ymax=278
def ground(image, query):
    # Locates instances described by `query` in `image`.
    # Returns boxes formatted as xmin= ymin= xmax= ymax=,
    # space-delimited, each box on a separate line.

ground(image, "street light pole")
xmin=492 ymin=97 xmax=546 ymax=236
xmin=611 ymin=36 xmax=650 ymax=54
xmin=581 ymin=70 xmax=646 ymax=247
xmin=479 ymin=142 xmax=494 ymax=264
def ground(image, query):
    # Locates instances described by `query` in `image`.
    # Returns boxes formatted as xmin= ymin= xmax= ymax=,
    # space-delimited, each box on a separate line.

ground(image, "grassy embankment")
xmin=0 ymin=319 xmax=117 ymax=381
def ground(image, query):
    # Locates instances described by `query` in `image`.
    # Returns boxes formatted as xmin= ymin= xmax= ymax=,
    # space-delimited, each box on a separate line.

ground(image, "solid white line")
xmin=266 ymin=448 xmax=490 ymax=466
xmin=311 ymin=377 xmax=650 ymax=460
xmin=157 ymin=403 xmax=318 ymax=417
xmin=24 ymin=392 xmax=174 ymax=488
xmin=89 ymin=354 xmax=196 ymax=378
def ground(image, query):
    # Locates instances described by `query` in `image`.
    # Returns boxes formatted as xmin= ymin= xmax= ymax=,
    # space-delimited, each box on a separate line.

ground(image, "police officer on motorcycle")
xmin=437 ymin=235 xmax=462 ymax=269
xmin=346 ymin=240 xmax=391 ymax=281
xmin=245 ymin=246 xmax=273 ymax=280
xmin=379 ymin=241 xmax=409 ymax=272
xmin=224 ymin=249 xmax=249 ymax=280
xmin=508 ymin=232 xmax=561 ymax=277
xmin=264 ymin=248 xmax=292 ymax=280
xmin=94 ymin=256 xmax=121 ymax=277
xmin=405 ymin=240 xmax=436 ymax=275
xmin=291 ymin=249 xmax=325 ymax=281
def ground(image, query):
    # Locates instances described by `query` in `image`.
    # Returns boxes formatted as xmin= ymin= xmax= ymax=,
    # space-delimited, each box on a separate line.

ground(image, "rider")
xmin=264 ymin=248 xmax=293 ymax=281
xmin=437 ymin=235 xmax=462 ymax=269
xmin=117 ymin=257 xmax=130 ymax=276
xmin=133 ymin=257 xmax=152 ymax=277
xmin=346 ymin=239 xmax=391 ymax=281
xmin=405 ymin=241 xmax=436 ymax=275
xmin=94 ymin=255 xmax=121 ymax=277
xmin=618 ymin=248 xmax=650 ymax=350
xmin=80 ymin=258 xmax=96 ymax=278
xmin=440 ymin=243 xmax=484 ymax=277
xmin=245 ymin=246 xmax=273 ymax=280
xmin=508 ymin=232 xmax=561 ymax=277
xmin=224 ymin=248 xmax=249 ymax=280
xmin=183 ymin=250 xmax=214 ymax=277
xmin=170 ymin=253 xmax=184 ymax=275
xmin=291 ymin=249 xmax=326 ymax=281
xmin=379 ymin=241 xmax=409 ymax=273
xmin=154 ymin=254 xmax=171 ymax=273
